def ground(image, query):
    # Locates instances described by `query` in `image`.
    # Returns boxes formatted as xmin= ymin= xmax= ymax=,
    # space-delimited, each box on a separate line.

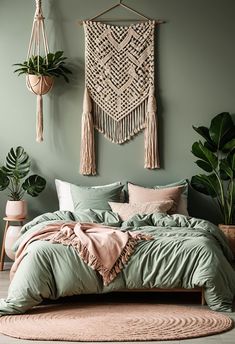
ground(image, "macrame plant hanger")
xmin=79 ymin=1 xmax=163 ymax=175
xmin=26 ymin=0 xmax=53 ymax=142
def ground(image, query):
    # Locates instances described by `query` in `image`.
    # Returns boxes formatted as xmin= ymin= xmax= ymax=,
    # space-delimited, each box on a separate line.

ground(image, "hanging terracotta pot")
xmin=26 ymin=74 xmax=54 ymax=95
xmin=5 ymin=200 xmax=27 ymax=219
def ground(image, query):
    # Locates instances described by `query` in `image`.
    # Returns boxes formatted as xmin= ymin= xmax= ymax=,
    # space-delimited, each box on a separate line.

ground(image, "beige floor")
xmin=0 ymin=268 xmax=235 ymax=344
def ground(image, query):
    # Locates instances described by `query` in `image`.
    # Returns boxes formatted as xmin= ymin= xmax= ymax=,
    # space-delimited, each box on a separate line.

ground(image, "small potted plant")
xmin=0 ymin=146 xmax=46 ymax=218
xmin=191 ymin=112 xmax=235 ymax=228
xmin=13 ymin=51 xmax=72 ymax=92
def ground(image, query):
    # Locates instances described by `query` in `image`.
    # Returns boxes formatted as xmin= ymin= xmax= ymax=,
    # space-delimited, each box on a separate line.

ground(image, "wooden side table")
xmin=0 ymin=217 xmax=25 ymax=271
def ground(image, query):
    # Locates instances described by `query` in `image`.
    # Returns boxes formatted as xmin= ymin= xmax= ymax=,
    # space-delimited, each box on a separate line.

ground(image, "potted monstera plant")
xmin=0 ymin=146 xmax=46 ymax=218
xmin=191 ymin=112 xmax=235 ymax=227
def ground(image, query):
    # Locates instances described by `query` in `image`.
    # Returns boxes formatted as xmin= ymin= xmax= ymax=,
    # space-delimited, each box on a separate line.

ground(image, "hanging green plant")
xmin=13 ymin=0 xmax=72 ymax=142
xmin=13 ymin=51 xmax=71 ymax=83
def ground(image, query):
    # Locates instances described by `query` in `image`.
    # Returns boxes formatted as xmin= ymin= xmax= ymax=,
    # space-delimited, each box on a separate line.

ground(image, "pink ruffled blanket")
xmin=10 ymin=222 xmax=152 ymax=285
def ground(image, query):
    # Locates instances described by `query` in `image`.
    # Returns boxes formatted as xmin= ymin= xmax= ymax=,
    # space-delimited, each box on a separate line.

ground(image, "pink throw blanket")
xmin=11 ymin=222 xmax=152 ymax=285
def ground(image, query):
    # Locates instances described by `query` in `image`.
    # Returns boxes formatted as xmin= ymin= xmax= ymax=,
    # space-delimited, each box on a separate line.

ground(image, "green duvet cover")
xmin=0 ymin=210 xmax=235 ymax=315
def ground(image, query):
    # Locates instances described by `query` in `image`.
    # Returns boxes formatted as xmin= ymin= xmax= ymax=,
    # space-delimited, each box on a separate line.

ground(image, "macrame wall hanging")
xmin=80 ymin=2 xmax=162 ymax=175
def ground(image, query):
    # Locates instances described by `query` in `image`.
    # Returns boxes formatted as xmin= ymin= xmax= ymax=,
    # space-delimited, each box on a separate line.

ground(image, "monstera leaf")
xmin=0 ymin=146 xmax=46 ymax=201
xmin=0 ymin=169 xmax=9 ymax=191
xmin=2 ymin=146 xmax=30 ymax=179
xmin=22 ymin=175 xmax=46 ymax=197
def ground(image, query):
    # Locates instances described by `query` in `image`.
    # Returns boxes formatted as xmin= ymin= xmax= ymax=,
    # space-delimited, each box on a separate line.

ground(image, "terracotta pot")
xmin=26 ymin=74 xmax=54 ymax=95
xmin=5 ymin=200 xmax=27 ymax=219
xmin=5 ymin=225 xmax=22 ymax=260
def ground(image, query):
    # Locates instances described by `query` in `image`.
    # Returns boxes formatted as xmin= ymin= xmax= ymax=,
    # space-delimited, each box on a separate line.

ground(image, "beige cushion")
xmin=128 ymin=183 xmax=183 ymax=214
xmin=109 ymin=200 xmax=174 ymax=221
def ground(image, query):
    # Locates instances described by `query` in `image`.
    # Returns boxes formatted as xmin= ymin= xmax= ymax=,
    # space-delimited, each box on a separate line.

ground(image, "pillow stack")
xmin=55 ymin=179 xmax=189 ymax=221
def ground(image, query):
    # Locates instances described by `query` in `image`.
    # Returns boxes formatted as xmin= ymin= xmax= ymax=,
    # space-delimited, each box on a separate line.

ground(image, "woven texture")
xmin=0 ymin=303 xmax=232 ymax=341
xmin=85 ymin=21 xmax=154 ymax=127
xmin=80 ymin=20 xmax=159 ymax=175
xmin=219 ymin=225 xmax=235 ymax=254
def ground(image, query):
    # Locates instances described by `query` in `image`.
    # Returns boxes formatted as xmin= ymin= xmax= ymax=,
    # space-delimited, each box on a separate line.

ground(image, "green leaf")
xmin=0 ymin=169 xmax=9 ymax=191
xmin=191 ymin=174 xmax=219 ymax=198
xmin=220 ymin=159 xmax=233 ymax=179
xmin=22 ymin=175 xmax=46 ymax=197
xmin=4 ymin=146 xmax=30 ymax=179
xmin=195 ymin=160 xmax=213 ymax=172
xmin=209 ymin=112 xmax=235 ymax=149
xmin=13 ymin=51 xmax=71 ymax=81
xmin=192 ymin=126 xmax=216 ymax=147
xmin=192 ymin=141 xmax=218 ymax=169
xmin=227 ymin=150 xmax=235 ymax=173
xmin=223 ymin=139 xmax=235 ymax=153
xmin=54 ymin=51 xmax=64 ymax=59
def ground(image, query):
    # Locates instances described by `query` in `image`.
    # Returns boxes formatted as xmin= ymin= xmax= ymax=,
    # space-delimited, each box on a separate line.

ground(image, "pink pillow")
xmin=108 ymin=200 xmax=174 ymax=221
xmin=128 ymin=183 xmax=183 ymax=214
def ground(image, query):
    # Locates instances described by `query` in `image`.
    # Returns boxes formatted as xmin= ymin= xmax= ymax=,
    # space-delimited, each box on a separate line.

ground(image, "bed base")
xmin=117 ymin=288 xmax=205 ymax=306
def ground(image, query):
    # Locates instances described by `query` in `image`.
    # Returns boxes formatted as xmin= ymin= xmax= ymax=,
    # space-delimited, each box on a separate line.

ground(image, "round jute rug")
xmin=0 ymin=303 xmax=233 ymax=341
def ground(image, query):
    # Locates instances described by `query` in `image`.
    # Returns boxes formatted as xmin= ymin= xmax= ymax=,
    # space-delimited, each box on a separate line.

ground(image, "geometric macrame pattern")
xmin=84 ymin=20 xmax=155 ymax=143
xmin=80 ymin=20 xmax=159 ymax=175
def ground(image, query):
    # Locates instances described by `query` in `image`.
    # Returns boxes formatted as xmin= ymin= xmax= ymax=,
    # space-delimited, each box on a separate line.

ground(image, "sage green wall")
xmin=1 ymin=0 xmax=235 ymax=243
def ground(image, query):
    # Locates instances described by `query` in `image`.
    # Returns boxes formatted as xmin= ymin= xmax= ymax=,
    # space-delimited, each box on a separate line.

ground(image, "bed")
xmin=0 ymin=180 xmax=235 ymax=315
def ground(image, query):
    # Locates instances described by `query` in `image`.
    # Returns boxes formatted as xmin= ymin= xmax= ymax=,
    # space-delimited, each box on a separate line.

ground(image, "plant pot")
xmin=5 ymin=200 xmax=27 ymax=219
xmin=5 ymin=225 xmax=22 ymax=260
xmin=26 ymin=74 xmax=54 ymax=95
xmin=219 ymin=224 xmax=235 ymax=254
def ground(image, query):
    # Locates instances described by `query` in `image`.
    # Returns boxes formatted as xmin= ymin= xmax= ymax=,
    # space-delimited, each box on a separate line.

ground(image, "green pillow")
xmin=70 ymin=183 xmax=124 ymax=211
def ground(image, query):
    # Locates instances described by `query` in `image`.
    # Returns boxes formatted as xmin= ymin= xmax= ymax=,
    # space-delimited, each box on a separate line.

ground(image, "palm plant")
xmin=191 ymin=112 xmax=235 ymax=225
xmin=0 ymin=146 xmax=46 ymax=201
xmin=13 ymin=51 xmax=72 ymax=82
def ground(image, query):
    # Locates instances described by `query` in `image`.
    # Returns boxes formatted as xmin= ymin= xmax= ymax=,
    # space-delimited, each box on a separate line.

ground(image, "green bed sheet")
xmin=0 ymin=210 xmax=235 ymax=315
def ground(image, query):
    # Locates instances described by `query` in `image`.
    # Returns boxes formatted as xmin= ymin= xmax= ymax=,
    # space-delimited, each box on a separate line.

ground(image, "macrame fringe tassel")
xmin=93 ymin=101 xmax=147 ymax=144
xmin=36 ymin=94 xmax=43 ymax=142
xmin=80 ymin=87 xmax=96 ymax=175
xmin=144 ymin=88 xmax=160 ymax=169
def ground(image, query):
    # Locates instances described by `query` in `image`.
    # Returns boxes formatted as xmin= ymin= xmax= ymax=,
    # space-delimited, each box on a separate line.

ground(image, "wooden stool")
xmin=0 ymin=217 xmax=25 ymax=271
